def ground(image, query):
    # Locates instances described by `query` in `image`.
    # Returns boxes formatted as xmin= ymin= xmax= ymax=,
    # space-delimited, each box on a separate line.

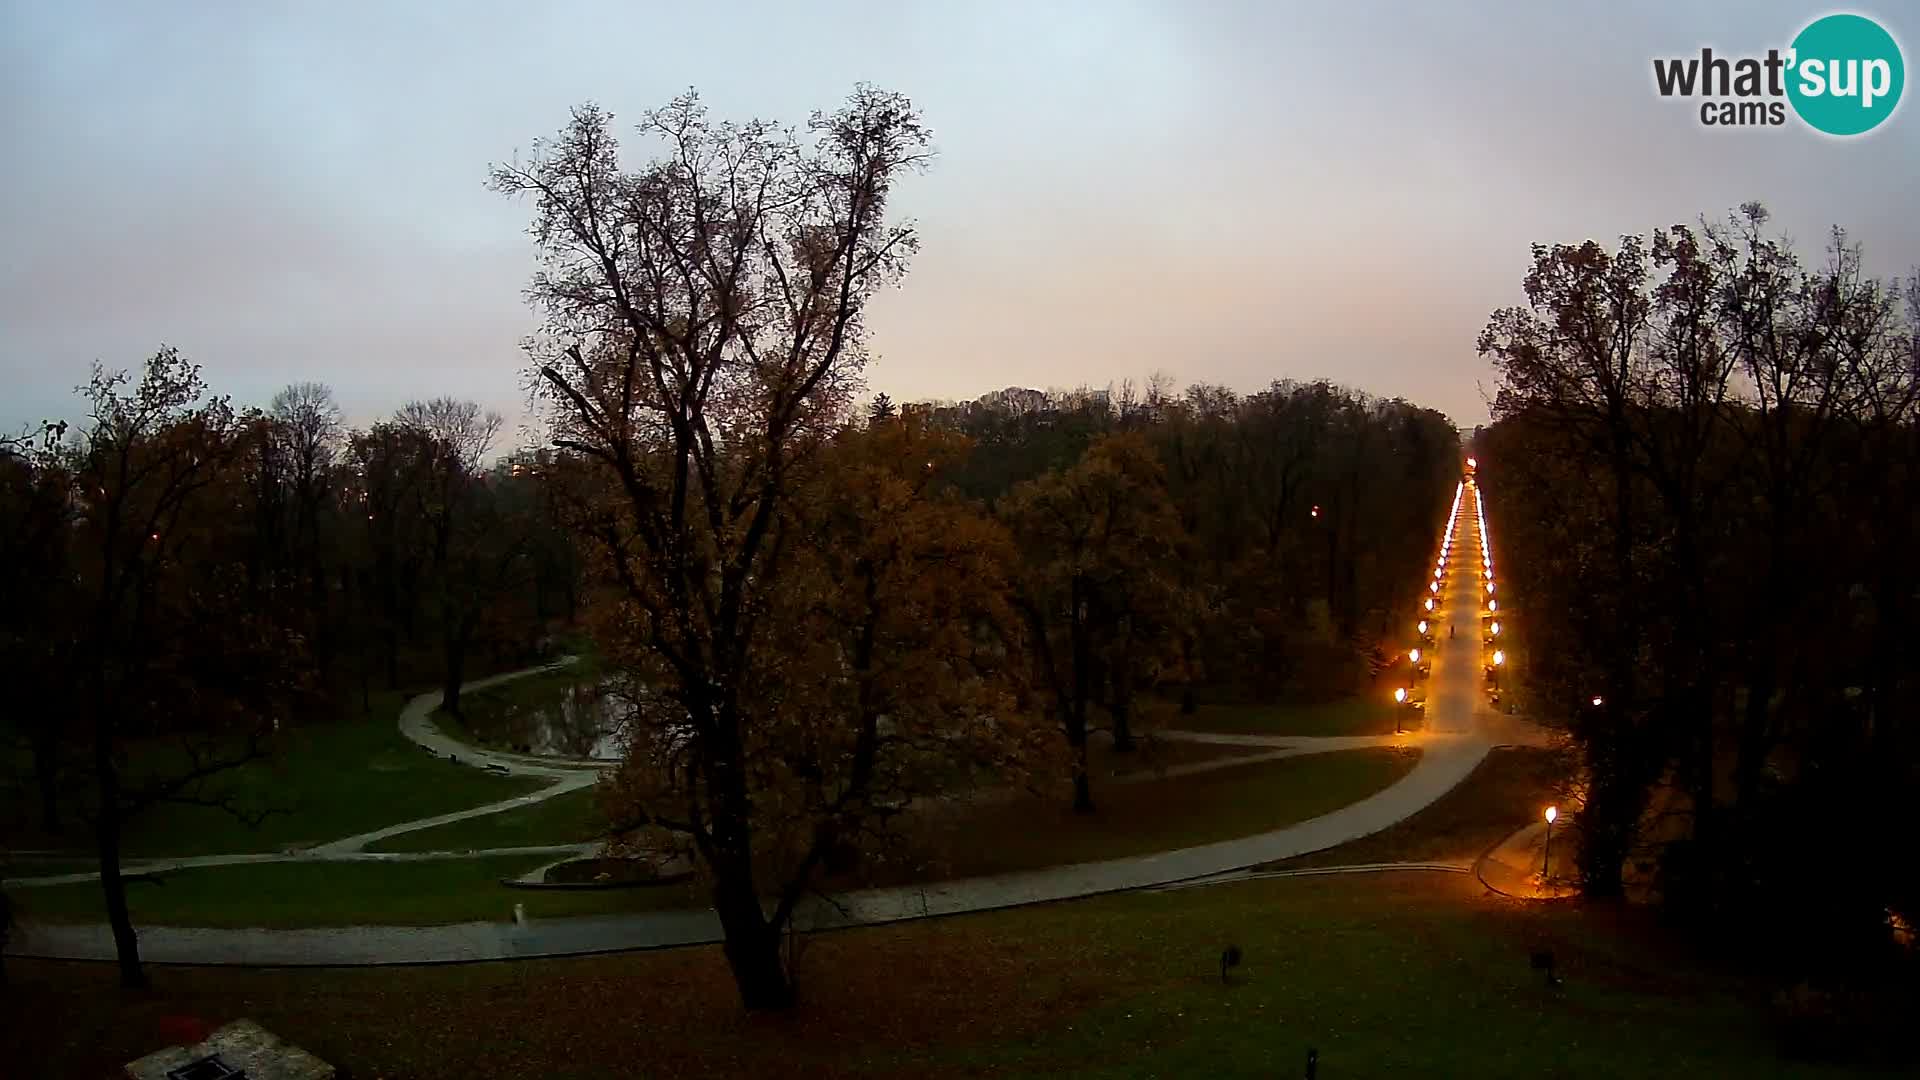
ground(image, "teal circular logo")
xmin=1787 ymin=14 xmax=1904 ymax=136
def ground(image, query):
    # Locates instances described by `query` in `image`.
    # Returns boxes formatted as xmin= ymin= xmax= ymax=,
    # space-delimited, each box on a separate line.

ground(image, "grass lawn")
xmin=2 ymin=691 xmax=547 ymax=859
xmin=367 ymin=785 xmax=605 ymax=853
xmin=1271 ymin=745 xmax=1565 ymax=869
xmin=10 ymin=871 xmax=1902 ymax=1078
xmin=3 ymin=856 xmax=101 ymax=879
xmin=368 ymin=730 xmax=1305 ymax=857
xmin=891 ymin=747 xmax=1418 ymax=882
xmin=7 ymin=854 xmax=697 ymax=928
xmin=12 ymin=748 xmax=1415 ymax=927
xmin=1084 ymin=734 xmax=1255 ymax=777
xmin=1142 ymin=695 xmax=1400 ymax=737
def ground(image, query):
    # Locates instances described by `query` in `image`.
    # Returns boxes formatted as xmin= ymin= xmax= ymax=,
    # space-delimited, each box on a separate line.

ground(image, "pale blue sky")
xmin=3 ymin=1 xmax=1915 ymax=441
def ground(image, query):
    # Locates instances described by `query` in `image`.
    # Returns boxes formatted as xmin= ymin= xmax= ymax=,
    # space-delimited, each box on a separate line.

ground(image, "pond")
xmin=470 ymin=675 xmax=640 ymax=761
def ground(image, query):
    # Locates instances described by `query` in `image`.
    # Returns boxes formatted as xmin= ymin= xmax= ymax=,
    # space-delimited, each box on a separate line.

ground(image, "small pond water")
xmin=473 ymin=675 xmax=639 ymax=761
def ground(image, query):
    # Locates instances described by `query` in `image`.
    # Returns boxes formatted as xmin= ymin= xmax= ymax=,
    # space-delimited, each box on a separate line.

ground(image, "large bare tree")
xmin=492 ymin=87 xmax=936 ymax=1008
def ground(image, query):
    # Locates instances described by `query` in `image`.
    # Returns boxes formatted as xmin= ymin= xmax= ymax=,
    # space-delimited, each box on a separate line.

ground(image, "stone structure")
xmin=124 ymin=1019 xmax=333 ymax=1080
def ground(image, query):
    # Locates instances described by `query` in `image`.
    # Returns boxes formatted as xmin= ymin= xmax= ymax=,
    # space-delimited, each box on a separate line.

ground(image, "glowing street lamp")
xmin=1543 ymin=806 xmax=1558 ymax=881
xmin=1417 ymin=620 xmax=1429 ymax=635
xmin=1467 ymin=456 xmax=1477 ymax=468
xmin=1394 ymin=687 xmax=1407 ymax=703
xmin=1409 ymin=648 xmax=1421 ymax=664
xmin=1424 ymin=598 xmax=1435 ymax=612
xmin=1430 ymin=582 xmax=1439 ymax=594
xmin=1488 ymin=600 xmax=1498 ymax=613
xmin=1591 ymin=695 xmax=1604 ymax=707
xmin=1492 ymin=650 xmax=1505 ymax=666
xmin=1393 ymin=687 xmax=1408 ymax=734
xmin=1490 ymin=621 xmax=1501 ymax=635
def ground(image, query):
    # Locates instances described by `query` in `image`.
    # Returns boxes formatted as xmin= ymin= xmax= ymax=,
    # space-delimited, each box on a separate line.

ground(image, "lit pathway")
xmin=7 ymin=478 xmax=1524 ymax=964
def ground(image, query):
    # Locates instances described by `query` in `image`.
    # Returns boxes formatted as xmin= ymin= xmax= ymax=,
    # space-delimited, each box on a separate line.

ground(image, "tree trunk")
xmin=93 ymin=766 xmax=146 ymax=989
xmin=1069 ymin=725 xmax=1094 ymax=813
xmin=711 ymin=864 xmax=795 ymax=1010
xmin=442 ymin=632 xmax=468 ymax=718
xmin=1735 ymin=660 xmax=1775 ymax=808
xmin=1110 ymin=690 xmax=1135 ymax=753
xmin=32 ymin=726 xmax=61 ymax=835
xmin=1578 ymin=760 xmax=1640 ymax=899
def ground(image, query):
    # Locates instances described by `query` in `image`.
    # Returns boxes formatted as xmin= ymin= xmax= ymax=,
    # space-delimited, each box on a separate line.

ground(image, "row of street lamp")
xmin=1395 ymin=464 xmax=1524 ymax=725
xmin=1396 ymin=474 xmax=1473 ymax=726
xmin=1473 ymin=470 xmax=1566 ymax=880
xmin=1465 ymin=464 xmax=1568 ymax=881
xmin=1473 ymin=477 xmax=1509 ymax=695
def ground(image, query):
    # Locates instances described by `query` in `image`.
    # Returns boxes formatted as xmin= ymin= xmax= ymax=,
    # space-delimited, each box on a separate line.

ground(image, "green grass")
xmin=1272 ymin=745 xmax=1565 ymax=869
xmin=11 ymin=872 xmax=1901 ymax=1078
xmin=923 ymin=874 xmax=1893 ymax=1079
xmin=893 ymin=747 xmax=1419 ymax=882
xmin=367 ymin=785 xmax=605 ymax=853
xmin=7 ymin=854 xmax=695 ymax=928
xmin=2 ymin=692 xmax=547 ymax=858
xmin=14 ymin=749 xmax=1414 ymax=927
xmin=1143 ymin=695 xmax=1400 ymax=737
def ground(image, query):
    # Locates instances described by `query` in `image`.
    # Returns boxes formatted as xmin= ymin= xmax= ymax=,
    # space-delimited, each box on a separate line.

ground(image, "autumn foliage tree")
xmin=61 ymin=350 xmax=313 ymax=988
xmin=1000 ymin=432 xmax=1191 ymax=811
xmin=1478 ymin=206 xmax=1920 ymax=980
xmin=492 ymin=87 xmax=1036 ymax=1009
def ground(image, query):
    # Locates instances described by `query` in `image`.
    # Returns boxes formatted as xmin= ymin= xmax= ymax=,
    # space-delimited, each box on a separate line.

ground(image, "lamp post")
xmin=1393 ymin=687 xmax=1407 ymax=734
xmin=1543 ymin=806 xmax=1557 ymax=882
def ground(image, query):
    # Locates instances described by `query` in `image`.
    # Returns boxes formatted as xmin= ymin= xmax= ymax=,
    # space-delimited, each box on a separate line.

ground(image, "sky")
xmin=3 ymin=0 xmax=1917 ymax=444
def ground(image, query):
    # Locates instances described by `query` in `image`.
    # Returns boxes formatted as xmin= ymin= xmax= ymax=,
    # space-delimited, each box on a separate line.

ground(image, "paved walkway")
xmin=7 ymin=487 xmax=1524 ymax=964
xmin=9 ymin=732 xmax=1490 ymax=965
xmin=4 ymin=661 xmax=607 ymax=889
xmin=1475 ymin=820 xmax=1579 ymax=899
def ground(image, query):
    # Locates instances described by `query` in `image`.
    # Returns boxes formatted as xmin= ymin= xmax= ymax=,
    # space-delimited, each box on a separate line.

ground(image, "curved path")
xmin=7 ymin=484 xmax=1512 ymax=964
xmin=4 ymin=660 xmax=607 ymax=889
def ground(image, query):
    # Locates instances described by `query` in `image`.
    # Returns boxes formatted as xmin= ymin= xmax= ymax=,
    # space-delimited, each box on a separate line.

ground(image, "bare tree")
xmin=66 ymin=349 xmax=311 ymax=988
xmin=492 ymin=86 xmax=932 ymax=1009
xmin=393 ymin=398 xmax=510 ymax=716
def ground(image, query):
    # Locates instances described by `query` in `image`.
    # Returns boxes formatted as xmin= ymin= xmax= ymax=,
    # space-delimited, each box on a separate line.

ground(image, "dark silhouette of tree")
xmin=1001 ymin=432 xmax=1188 ymax=809
xmin=61 ymin=349 xmax=314 ymax=988
xmin=1478 ymin=206 xmax=1920 ymax=978
xmin=493 ymin=86 xmax=944 ymax=1010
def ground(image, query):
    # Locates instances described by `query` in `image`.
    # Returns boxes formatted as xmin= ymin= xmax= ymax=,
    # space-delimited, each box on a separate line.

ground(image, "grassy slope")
xmin=367 ymin=785 xmax=605 ymax=853
xmin=8 ymin=873 xmax=1887 ymax=1078
xmin=7 ymin=854 xmax=690 ymax=928
xmin=1271 ymin=745 xmax=1564 ymax=869
xmin=901 ymin=747 xmax=1418 ymax=881
xmin=1143 ymin=695 xmax=1401 ymax=737
xmin=16 ymin=748 xmax=1417 ymax=926
xmin=4 ymin=691 xmax=546 ymax=858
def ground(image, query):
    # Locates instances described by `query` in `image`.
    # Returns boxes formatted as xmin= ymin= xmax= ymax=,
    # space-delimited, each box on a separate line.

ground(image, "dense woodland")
xmin=1476 ymin=204 xmax=1919 ymax=991
xmin=0 ymin=360 xmax=1454 ymax=998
